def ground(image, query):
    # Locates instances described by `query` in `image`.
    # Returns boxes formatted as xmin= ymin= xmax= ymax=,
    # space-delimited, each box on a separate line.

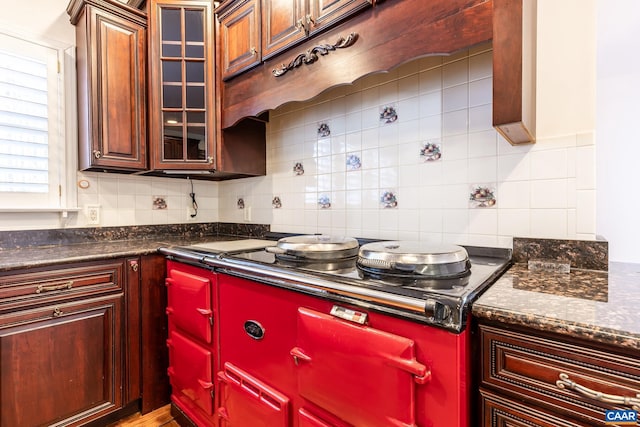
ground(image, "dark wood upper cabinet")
xmin=69 ymin=0 xmax=148 ymax=172
xmin=219 ymin=0 xmax=535 ymax=145
xmin=148 ymin=0 xmax=217 ymax=171
xmin=308 ymin=0 xmax=371 ymax=36
xmin=220 ymin=0 xmax=494 ymax=128
xmin=493 ymin=0 xmax=535 ymax=145
xmin=218 ymin=0 xmax=262 ymax=80
xmin=260 ymin=0 xmax=370 ymax=59
xmin=262 ymin=0 xmax=307 ymax=59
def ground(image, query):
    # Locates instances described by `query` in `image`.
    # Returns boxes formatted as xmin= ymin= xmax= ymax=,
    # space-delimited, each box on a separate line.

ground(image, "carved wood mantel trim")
xmin=272 ymin=33 xmax=359 ymax=77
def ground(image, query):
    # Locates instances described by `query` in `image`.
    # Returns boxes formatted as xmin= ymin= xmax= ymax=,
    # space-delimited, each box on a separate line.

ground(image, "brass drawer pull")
xmin=556 ymin=373 xmax=640 ymax=410
xmin=36 ymin=281 xmax=74 ymax=294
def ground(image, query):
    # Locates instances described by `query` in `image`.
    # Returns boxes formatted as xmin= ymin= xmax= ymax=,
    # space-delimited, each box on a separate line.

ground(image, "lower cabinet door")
xmin=291 ymin=306 xmax=428 ymax=427
xmin=217 ymin=362 xmax=291 ymax=427
xmin=167 ymin=330 xmax=214 ymax=416
xmin=0 ymin=295 xmax=123 ymax=427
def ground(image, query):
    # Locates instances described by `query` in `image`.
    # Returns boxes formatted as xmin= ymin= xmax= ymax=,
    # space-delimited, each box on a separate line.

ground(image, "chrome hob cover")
xmin=162 ymin=239 xmax=512 ymax=332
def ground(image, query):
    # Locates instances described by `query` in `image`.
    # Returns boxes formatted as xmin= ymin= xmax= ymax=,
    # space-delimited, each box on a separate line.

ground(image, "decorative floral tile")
xmin=379 ymin=104 xmax=398 ymax=125
xmin=317 ymin=122 xmax=331 ymax=138
xmin=152 ymin=196 xmax=167 ymax=210
xmin=318 ymin=194 xmax=331 ymax=209
xmin=380 ymin=190 xmax=398 ymax=208
xmin=293 ymin=162 xmax=304 ymax=175
xmin=237 ymin=197 xmax=245 ymax=209
xmin=346 ymin=153 xmax=362 ymax=171
xmin=272 ymin=196 xmax=282 ymax=209
xmin=469 ymin=185 xmax=496 ymax=208
xmin=420 ymin=140 xmax=442 ymax=162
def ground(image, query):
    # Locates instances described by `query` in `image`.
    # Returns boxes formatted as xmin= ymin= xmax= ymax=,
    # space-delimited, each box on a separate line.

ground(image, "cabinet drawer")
xmin=0 ymin=260 xmax=125 ymax=311
xmin=480 ymin=389 xmax=591 ymax=427
xmin=480 ymin=325 xmax=640 ymax=425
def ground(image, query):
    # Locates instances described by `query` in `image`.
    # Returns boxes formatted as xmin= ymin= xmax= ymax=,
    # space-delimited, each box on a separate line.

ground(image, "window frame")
xmin=0 ymin=28 xmax=77 ymax=212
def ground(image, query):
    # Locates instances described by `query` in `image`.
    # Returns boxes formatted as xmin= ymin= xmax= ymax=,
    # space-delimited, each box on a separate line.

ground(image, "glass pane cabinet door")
xmin=149 ymin=0 xmax=215 ymax=170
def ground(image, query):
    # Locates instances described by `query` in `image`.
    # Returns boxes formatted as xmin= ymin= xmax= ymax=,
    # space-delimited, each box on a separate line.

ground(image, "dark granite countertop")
xmin=0 ymin=223 xmax=272 ymax=272
xmin=473 ymin=262 xmax=640 ymax=351
xmin=0 ymin=235 xmax=242 ymax=272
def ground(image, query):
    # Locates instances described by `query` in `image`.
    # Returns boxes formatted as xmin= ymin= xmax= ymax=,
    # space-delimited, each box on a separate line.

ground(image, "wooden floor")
xmin=109 ymin=405 xmax=180 ymax=427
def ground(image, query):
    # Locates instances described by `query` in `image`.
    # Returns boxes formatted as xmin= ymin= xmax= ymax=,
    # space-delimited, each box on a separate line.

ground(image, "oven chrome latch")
xmin=329 ymin=305 xmax=368 ymax=324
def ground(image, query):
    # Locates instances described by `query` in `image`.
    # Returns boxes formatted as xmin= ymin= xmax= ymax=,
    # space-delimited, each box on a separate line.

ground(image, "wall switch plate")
xmin=85 ymin=205 xmax=100 ymax=225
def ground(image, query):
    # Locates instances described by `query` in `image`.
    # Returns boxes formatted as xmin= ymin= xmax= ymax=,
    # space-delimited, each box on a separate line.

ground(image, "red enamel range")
xmin=161 ymin=235 xmax=511 ymax=427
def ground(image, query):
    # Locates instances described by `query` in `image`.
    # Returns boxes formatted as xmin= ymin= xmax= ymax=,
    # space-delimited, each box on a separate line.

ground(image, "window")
xmin=0 ymin=31 xmax=72 ymax=210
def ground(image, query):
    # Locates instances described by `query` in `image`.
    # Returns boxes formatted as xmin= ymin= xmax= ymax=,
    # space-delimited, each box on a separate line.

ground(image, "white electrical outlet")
xmin=244 ymin=206 xmax=252 ymax=222
xmin=85 ymin=205 xmax=100 ymax=225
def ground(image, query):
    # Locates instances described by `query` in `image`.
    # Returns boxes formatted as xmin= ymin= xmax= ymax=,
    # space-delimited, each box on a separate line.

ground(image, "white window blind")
xmin=0 ymin=32 xmax=63 ymax=209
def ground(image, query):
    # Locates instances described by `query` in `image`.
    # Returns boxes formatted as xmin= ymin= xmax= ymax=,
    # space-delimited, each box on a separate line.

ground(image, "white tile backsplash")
xmin=5 ymin=46 xmax=594 ymax=241
xmin=221 ymin=47 xmax=596 ymax=246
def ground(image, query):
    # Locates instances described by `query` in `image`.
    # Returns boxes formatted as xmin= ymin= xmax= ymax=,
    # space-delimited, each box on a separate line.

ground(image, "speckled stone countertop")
xmin=0 ymin=223 xmax=270 ymax=272
xmin=473 ymin=262 xmax=640 ymax=350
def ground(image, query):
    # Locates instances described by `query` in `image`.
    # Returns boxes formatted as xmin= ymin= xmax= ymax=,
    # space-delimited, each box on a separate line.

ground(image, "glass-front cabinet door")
xmin=148 ymin=0 xmax=216 ymax=171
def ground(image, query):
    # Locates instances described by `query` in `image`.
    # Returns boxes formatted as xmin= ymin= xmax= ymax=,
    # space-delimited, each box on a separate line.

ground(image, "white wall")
xmin=0 ymin=0 xmax=74 ymax=45
xmin=595 ymin=0 xmax=640 ymax=263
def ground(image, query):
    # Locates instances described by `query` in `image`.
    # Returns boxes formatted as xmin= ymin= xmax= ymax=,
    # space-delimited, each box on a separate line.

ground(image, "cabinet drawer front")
xmin=167 ymin=330 xmax=214 ymax=415
xmin=166 ymin=268 xmax=213 ymax=343
xmin=0 ymin=260 xmax=125 ymax=311
xmin=481 ymin=389 xmax=591 ymax=427
xmin=480 ymin=325 xmax=640 ymax=424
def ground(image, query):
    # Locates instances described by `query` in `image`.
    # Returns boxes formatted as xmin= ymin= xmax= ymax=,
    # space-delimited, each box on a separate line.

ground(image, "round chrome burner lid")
xmin=357 ymin=241 xmax=470 ymax=278
xmin=266 ymin=235 xmax=359 ymax=260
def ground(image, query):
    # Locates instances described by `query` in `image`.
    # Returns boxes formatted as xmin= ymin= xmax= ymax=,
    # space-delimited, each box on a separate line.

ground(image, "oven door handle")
xmin=290 ymin=347 xmax=312 ymax=366
xmin=385 ymin=355 xmax=432 ymax=385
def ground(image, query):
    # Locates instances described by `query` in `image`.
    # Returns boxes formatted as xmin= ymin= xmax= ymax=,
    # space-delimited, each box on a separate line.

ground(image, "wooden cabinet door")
xmin=308 ymin=0 xmax=370 ymax=36
xmin=148 ymin=0 xmax=217 ymax=171
xmin=262 ymin=0 xmax=307 ymax=59
xmin=218 ymin=0 xmax=261 ymax=80
xmin=75 ymin=3 xmax=147 ymax=171
xmin=0 ymin=295 xmax=123 ymax=427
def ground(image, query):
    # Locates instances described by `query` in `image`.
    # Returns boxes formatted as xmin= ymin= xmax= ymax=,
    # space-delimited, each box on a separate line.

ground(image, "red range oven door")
xmin=166 ymin=268 xmax=213 ymax=343
xmin=166 ymin=330 xmax=214 ymax=415
xmin=291 ymin=306 xmax=429 ymax=427
xmin=217 ymin=362 xmax=291 ymax=427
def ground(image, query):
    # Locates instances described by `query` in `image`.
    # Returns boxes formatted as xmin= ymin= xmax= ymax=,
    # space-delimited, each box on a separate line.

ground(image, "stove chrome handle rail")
xmin=555 ymin=373 xmax=640 ymax=410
